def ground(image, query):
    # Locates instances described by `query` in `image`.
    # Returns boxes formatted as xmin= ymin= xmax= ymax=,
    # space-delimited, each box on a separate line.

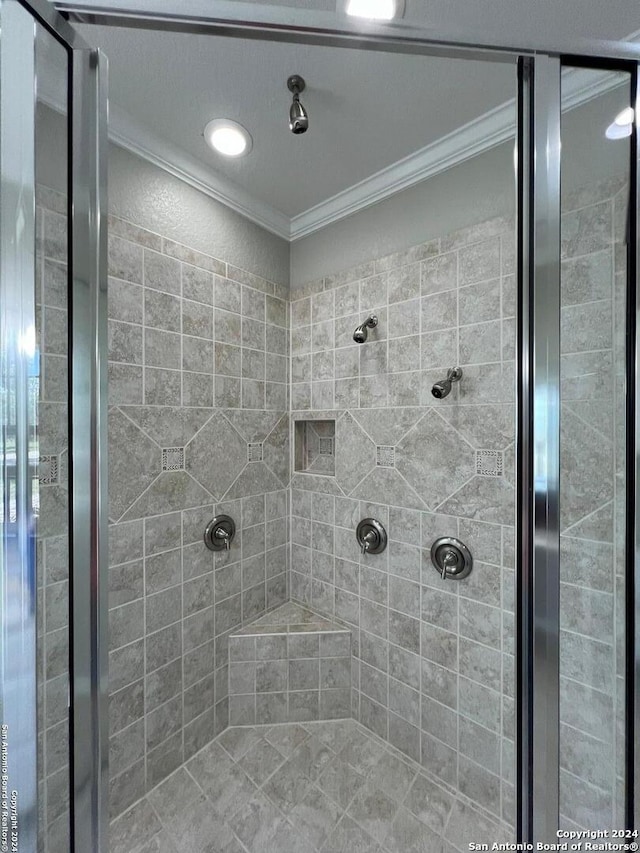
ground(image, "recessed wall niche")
xmin=294 ymin=419 xmax=335 ymax=476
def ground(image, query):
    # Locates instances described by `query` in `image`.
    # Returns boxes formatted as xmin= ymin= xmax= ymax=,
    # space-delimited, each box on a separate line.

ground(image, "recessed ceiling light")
xmin=606 ymin=107 xmax=634 ymax=140
xmin=341 ymin=0 xmax=405 ymax=20
xmin=615 ymin=106 xmax=635 ymax=126
xmin=204 ymin=119 xmax=252 ymax=157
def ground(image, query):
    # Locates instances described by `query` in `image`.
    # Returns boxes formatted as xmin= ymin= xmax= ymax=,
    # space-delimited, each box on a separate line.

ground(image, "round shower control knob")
xmin=356 ymin=518 xmax=387 ymax=555
xmin=431 ymin=537 xmax=473 ymax=580
xmin=204 ymin=515 xmax=236 ymax=552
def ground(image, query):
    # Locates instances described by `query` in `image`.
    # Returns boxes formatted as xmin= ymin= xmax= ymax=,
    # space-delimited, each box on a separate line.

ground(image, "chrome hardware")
xmin=439 ymin=548 xmax=458 ymax=580
xmin=204 ymin=514 xmax=236 ymax=551
xmin=353 ymin=315 xmax=378 ymax=343
xmin=356 ymin=517 xmax=387 ymax=555
xmin=430 ymin=537 xmax=473 ymax=580
xmin=431 ymin=367 xmax=463 ymax=399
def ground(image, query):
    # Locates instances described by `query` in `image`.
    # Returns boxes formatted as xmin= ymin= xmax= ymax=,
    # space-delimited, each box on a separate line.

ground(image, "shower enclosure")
xmin=0 ymin=0 xmax=638 ymax=850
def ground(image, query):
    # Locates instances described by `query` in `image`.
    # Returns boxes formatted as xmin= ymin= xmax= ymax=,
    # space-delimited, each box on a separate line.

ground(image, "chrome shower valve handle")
xmin=355 ymin=518 xmax=388 ymax=555
xmin=439 ymin=548 xmax=458 ymax=580
xmin=430 ymin=537 xmax=473 ymax=580
xmin=360 ymin=529 xmax=377 ymax=554
xmin=204 ymin=515 xmax=236 ymax=552
xmin=214 ymin=526 xmax=231 ymax=549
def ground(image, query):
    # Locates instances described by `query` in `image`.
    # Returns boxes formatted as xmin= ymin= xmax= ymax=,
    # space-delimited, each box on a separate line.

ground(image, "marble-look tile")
xmin=396 ymin=411 xmax=475 ymax=510
xmin=290 ymin=735 xmax=334 ymax=781
xmin=323 ymin=815 xmax=381 ymax=853
xmin=109 ymin=236 xmax=143 ymax=284
xmin=561 ymin=200 xmax=612 ymax=260
xmin=347 ymin=781 xmax=399 ymax=843
xmin=404 ymin=773 xmax=453 ymax=834
xmin=216 ymin=726 xmax=261 ymax=760
xmin=289 ymin=785 xmax=342 ymax=849
xmin=444 ymin=799 xmax=509 ymax=850
xmin=316 ymin=753 xmax=366 ymax=808
xmin=384 ymin=806 xmax=444 ymax=853
xmin=228 ymin=792 xmax=289 ymax=852
xmin=108 ymin=410 xmax=160 ymax=520
xmin=110 ymin=800 xmax=162 ymax=853
xmin=238 ymin=738 xmax=287 ymax=786
xmin=262 ymin=760 xmax=313 ymax=813
xmin=458 ymin=238 xmax=500 ymax=285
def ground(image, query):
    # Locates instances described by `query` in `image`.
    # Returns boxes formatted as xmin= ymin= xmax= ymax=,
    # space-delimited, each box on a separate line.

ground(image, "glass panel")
xmin=559 ymin=66 xmax=631 ymax=830
xmin=98 ymin=25 xmax=518 ymax=847
xmin=35 ymin=22 xmax=70 ymax=853
xmin=0 ymin=3 xmax=38 ymax=850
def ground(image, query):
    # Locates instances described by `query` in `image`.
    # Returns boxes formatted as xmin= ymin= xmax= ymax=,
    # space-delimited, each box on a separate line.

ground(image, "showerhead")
xmin=353 ymin=325 xmax=367 ymax=344
xmin=287 ymin=75 xmax=309 ymax=134
xmin=431 ymin=367 xmax=463 ymax=399
xmin=353 ymin=315 xmax=378 ymax=344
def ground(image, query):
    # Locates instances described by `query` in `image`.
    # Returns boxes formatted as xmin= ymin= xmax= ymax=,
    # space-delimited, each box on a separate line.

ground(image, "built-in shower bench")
xmin=228 ymin=602 xmax=352 ymax=726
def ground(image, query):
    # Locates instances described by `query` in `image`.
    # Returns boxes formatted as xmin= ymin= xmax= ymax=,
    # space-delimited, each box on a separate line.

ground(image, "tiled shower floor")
xmin=110 ymin=719 xmax=512 ymax=853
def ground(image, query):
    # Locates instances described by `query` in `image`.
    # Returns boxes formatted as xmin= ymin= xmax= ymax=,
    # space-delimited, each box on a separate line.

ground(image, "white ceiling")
xmin=70 ymin=0 xmax=639 ymax=239
xmin=78 ymin=25 xmax=514 ymax=214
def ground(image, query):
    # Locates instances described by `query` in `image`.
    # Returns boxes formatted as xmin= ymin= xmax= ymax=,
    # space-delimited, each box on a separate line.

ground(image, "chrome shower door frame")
xmin=0 ymin=1 xmax=109 ymax=851
xmin=18 ymin=0 xmax=640 ymax=841
xmin=516 ymin=54 xmax=562 ymax=843
xmin=517 ymin=53 xmax=640 ymax=839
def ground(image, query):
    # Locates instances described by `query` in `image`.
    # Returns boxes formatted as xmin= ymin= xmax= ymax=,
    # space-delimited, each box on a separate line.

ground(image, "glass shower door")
xmin=517 ymin=55 xmax=638 ymax=840
xmin=559 ymin=64 xmax=632 ymax=832
xmin=0 ymin=1 xmax=109 ymax=850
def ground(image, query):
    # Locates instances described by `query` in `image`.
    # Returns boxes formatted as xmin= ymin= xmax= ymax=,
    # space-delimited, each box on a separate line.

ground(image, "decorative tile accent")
xmin=318 ymin=437 xmax=334 ymax=456
xmin=248 ymin=442 xmax=263 ymax=463
xmin=376 ymin=446 xmax=395 ymax=467
xmin=161 ymin=447 xmax=185 ymax=471
xmin=475 ymin=449 xmax=503 ymax=477
xmin=39 ymin=455 xmax=59 ymax=485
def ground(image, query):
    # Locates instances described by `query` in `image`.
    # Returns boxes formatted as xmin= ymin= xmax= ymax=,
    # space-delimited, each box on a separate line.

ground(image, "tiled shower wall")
xmin=288 ymin=215 xmax=518 ymax=826
xmin=106 ymin=212 xmax=290 ymax=817
xmin=558 ymin=176 xmax=627 ymax=830
xmin=35 ymin=166 xmax=626 ymax=842
xmin=287 ymin=176 xmax=627 ymax=830
xmin=36 ymin=185 xmax=72 ymax=853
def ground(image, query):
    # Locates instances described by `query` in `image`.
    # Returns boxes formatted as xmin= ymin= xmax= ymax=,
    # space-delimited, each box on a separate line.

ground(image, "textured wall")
xmin=106 ymin=211 xmax=290 ymax=817
xmin=35 ymin=106 xmax=290 ymax=287
xmin=289 ymin=214 xmax=518 ymax=825
xmin=109 ymin=146 xmax=290 ymax=287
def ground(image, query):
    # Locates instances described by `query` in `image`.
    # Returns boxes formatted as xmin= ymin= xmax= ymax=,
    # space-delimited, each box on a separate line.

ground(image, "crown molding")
xmin=289 ymin=65 xmax=626 ymax=240
xmin=290 ymin=99 xmax=515 ymax=240
xmin=38 ymin=50 xmax=633 ymax=243
xmin=109 ymin=106 xmax=291 ymax=239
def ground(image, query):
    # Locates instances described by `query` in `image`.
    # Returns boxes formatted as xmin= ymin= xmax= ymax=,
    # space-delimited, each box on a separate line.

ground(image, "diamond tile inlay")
xmin=248 ymin=442 xmax=263 ymax=463
xmin=475 ymin=449 xmax=503 ymax=477
xmin=376 ymin=446 xmax=395 ymax=467
xmin=335 ymin=412 xmax=376 ymax=495
xmin=109 ymin=409 xmax=160 ymax=520
xmin=185 ymin=412 xmax=246 ymax=501
xmin=162 ymin=447 xmax=185 ymax=471
xmin=263 ymin=414 xmax=290 ymax=486
xmin=39 ymin=455 xmax=59 ymax=485
xmin=395 ymin=411 xmax=475 ymax=510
